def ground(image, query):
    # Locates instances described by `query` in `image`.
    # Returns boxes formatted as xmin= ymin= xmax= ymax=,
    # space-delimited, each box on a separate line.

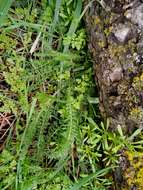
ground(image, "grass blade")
xmin=69 ymin=168 xmax=111 ymax=190
xmin=0 ymin=0 xmax=12 ymax=26
xmin=48 ymin=0 xmax=62 ymax=47
xmin=64 ymin=0 xmax=82 ymax=52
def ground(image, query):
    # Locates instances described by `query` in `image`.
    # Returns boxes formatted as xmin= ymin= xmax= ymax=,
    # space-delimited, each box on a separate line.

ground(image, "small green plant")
xmin=63 ymin=29 xmax=86 ymax=50
xmin=0 ymin=150 xmax=16 ymax=190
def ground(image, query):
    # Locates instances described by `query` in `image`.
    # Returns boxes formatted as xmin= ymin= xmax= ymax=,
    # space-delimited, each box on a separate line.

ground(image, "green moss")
xmin=0 ymin=33 xmax=17 ymax=53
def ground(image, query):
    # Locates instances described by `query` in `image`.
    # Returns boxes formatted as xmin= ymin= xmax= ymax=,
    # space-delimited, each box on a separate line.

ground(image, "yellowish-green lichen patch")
xmin=129 ymin=107 xmax=143 ymax=123
xmin=123 ymin=151 xmax=143 ymax=189
xmin=108 ymin=40 xmax=136 ymax=61
xmin=98 ymin=40 xmax=107 ymax=48
xmin=108 ymin=44 xmax=127 ymax=58
xmin=94 ymin=16 xmax=101 ymax=25
xmin=104 ymin=26 xmax=113 ymax=37
xmin=132 ymin=73 xmax=143 ymax=91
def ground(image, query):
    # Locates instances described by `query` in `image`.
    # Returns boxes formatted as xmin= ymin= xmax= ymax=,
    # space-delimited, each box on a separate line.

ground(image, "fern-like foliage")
xmin=51 ymin=88 xmax=80 ymax=160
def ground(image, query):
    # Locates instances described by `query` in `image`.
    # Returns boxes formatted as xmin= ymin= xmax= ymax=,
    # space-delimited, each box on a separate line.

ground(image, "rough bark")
xmin=85 ymin=0 xmax=143 ymax=189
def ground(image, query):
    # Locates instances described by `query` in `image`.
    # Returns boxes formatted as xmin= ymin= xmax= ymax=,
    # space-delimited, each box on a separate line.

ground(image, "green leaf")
xmin=0 ymin=0 xmax=12 ymax=26
xmin=128 ymin=128 xmax=142 ymax=141
xmin=69 ymin=168 xmax=112 ymax=190
xmin=87 ymin=97 xmax=99 ymax=104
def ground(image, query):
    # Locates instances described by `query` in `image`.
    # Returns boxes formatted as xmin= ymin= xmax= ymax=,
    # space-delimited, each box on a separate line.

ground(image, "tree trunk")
xmin=85 ymin=0 xmax=143 ymax=189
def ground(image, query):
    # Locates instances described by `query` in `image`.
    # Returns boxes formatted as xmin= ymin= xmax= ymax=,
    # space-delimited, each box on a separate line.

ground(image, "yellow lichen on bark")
xmin=123 ymin=151 xmax=143 ymax=189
